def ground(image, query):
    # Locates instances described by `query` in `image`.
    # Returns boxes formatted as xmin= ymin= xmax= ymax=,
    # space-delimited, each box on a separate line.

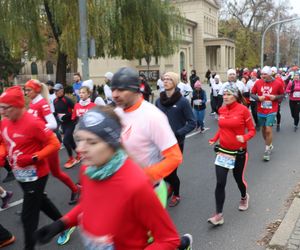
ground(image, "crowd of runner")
xmin=0 ymin=65 xmax=298 ymax=249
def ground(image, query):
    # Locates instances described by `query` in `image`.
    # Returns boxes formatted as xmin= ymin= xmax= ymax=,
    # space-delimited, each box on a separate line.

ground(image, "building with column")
xmin=18 ymin=0 xmax=235 ymax=84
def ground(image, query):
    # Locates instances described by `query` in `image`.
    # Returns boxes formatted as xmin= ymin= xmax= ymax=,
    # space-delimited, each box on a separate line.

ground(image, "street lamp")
xmin=261 ymin=17 xmax=300 ymax=68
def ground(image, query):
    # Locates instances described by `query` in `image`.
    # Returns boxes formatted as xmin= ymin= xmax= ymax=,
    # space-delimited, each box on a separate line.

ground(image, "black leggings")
xmin=0 ymin=224 xmax=12 ymax=242
xmin=214 ymin=151 xmax=248 ymax=213
xmin=164 ymin=143 xmax=184 ymax=196
xmin=19 ymin=175 xmax=62 ymax=250
xmin=250 ymin=101 xmax=258 ymax=126
xmin=276 ymin=103 xmax=281 ymax=125
xmin=289 ymin=100 xmax=300 ymax=126
xmin=62 ymin=123 xmax=76 ymax=157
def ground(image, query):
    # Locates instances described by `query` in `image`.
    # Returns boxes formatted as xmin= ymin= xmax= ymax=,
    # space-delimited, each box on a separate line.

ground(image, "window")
xmin=31 ymin=62 xmax=38 ymax=75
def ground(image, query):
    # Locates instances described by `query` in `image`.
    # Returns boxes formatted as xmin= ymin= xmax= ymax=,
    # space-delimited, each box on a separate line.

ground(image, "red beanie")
xmin=25 ymin=79 xmax=42 ymax=93
xmin=0 ymin=86 xmax=25 ymax=108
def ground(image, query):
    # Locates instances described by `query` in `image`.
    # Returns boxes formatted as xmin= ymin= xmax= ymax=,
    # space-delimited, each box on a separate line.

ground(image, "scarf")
xmin=159 ymin=88 xmax=182 ymax=107
xmin=79 ymin=98 xmax=91 ymax=107
xmin=85 ymin=149 xmax=127 ymax=180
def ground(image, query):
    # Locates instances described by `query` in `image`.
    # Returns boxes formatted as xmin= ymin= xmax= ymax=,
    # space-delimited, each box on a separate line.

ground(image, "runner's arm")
xmin=242 ymin=110 xmax=256 ymax=142
xmin=209 ymin=130 xmax=220 ymax=143
xmin=144 ymin=144 xmax=182 ymax=181
xmin=44 ymin=113 xmax=57 ymax=130
xmin=34 ymin=133 xmax=60 ymax=160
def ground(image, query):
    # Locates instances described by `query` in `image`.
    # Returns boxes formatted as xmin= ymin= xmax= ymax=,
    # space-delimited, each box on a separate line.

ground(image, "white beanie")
xmin=227 ymin=69 xmax=236 ymax=76
xmin=261 ymin=66 xmax=272 ymax=75
xmin=271 ymin=66 xmax=277 ymax=74
xmin=104 ymin=72 xmax=114 ymax=81
xmin=82 ymin=79 xmax=94 ymax=92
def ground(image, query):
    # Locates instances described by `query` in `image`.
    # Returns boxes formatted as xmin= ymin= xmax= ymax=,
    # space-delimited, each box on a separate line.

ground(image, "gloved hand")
xmin=35 ymin=220 xmax=65 ymax=244
xmin=16 ymin=154 xmax=34 ymax=167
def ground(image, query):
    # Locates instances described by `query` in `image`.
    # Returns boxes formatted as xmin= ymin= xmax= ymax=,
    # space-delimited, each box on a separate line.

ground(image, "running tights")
xmin=62 ymin=123 xmax=76 ymax=157
xmin=48 ymin=152 xmax=78 ymax=193
xmin=215 ymin=152 xmax=248 ymax=213
xmin=289 ymin=100 xmax=300 ymax=126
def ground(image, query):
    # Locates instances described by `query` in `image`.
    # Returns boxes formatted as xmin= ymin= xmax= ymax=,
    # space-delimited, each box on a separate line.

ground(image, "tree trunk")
xmin=56 ymin=51 xmax=67 ymax=85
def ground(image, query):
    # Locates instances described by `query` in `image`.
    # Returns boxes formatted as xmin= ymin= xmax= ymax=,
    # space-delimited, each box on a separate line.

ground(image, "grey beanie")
xmin=76 ymin=108 xmax=121 ymax=149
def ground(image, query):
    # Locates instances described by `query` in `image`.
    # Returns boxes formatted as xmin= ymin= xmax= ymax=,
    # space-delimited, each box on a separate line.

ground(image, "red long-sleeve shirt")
xmin=210 ymin=101 xmax=255 ymax=150
xmin=63 ymin=158 xmax=180 ymax=249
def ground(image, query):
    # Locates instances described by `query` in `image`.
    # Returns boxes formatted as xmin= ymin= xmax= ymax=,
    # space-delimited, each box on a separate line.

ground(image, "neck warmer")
xmin=160 ymin=88 xmax=182 ymax=107
xmin=85 ymin=149 xmax=127 ymax=180
xmin=79 ymin=98 xmax=91 ymax=106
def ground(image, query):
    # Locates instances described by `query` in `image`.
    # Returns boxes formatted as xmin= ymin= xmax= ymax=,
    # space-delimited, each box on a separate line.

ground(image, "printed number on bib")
xmin=193 ymin=99 xmax=202 ymax=105
xmin=215 ymin=152 xmax=236 ymax=169
xmin=293 ymin=92 xmax=300 ymax=98
xmin=261 ymin=101 xmax=272 ymax=109
xmin=13 ymin=165 xmax=38 ymax=182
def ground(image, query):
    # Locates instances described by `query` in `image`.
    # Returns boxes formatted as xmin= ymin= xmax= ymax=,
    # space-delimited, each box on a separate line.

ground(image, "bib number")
xmin=261 ymin=101 xmax=272 ymax=109
xmin=13 ymin=166 xmax=38 ymax=182
xmin=293 ymin=91 xmax=300 ymax=98
xmin=215 ymin=153 xmax=236 ymax=169
xmin=193 ymin=99 xmax=202 ymax=105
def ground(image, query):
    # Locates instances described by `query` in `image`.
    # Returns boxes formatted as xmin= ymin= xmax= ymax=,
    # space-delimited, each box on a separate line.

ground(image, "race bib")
xmin=193 ymin=99 xmax=202 ymax=106
xmin=13 ymin=165 xmax=38 ymax=182
xmin=261 ymin=101 xmax=272 ymax=109
xmin=81 ymin=231 xmax=115 ymax=250
xmin=293 ymin=91 xmax=300 ymax=98
xmin=215 ymin=152 xmax=236 ymax=169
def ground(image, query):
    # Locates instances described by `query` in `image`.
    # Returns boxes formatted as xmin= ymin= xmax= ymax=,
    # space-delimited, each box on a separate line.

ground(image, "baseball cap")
xmin=53 ymin=83 xmax=64 ymax=91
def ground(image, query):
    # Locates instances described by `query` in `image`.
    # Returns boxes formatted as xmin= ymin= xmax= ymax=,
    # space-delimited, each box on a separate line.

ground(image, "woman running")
xmin=286 ymin=72 xmax=300 ymax=132
xmin=208 ymin=84 xmax=255 ymax=226
xmin=35 ymin=106 xmax=181 ymax=249
xmin=24 ymin=79 xmax=80 ymax=205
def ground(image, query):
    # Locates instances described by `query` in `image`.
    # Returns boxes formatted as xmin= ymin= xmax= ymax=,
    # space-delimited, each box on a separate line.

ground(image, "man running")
xmin=251 ymin=66 xmax=285 ymax=161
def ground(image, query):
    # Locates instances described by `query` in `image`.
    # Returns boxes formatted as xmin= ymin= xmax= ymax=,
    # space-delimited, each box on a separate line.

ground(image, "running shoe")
xmin=168 ymin=195 xmax=180 ymax=207
xmin=64 ymin=157 xmax=78 ymax=169
xmin=1 ymin=191 xmax=13 ymax=209
xmin=2 ymin=171 xmax=15 ymax=183
xmin=210 ymin=112 xmax=216 ymax=115
xmin=57 ymin=227 xmax=76 ymax=245
xmin=207 ymin=213 xmax=224 ymax=226
xmin=200 ymin=127 xmax=210 ymax=133
xmin=75 ymin=153 xmax=82 ymax=162
xmin=0 ymin=235 xmax=15 ymax=248
xmin=239 ymin=193 xmax=250 ymax=211
xmin=69 ymin=185 xmax=81 ymax=205
xmin=180 ymin=233 xmax=193 ymax=250
xmin=263 ymin=149 xmax=271 ymax=161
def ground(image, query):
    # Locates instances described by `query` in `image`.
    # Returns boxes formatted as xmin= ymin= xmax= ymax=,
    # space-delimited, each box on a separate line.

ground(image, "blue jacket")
xmin=156 ymin=90 xmax=196 ymax=144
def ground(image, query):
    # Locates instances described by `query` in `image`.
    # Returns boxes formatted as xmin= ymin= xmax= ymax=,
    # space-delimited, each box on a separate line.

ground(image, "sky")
xmin=289 ymin=0 xmax=300 ymax=15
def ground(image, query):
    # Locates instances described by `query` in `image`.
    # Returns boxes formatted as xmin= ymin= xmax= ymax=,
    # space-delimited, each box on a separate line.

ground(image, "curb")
xmin=268 ymin=195 xmax=300 ymax=249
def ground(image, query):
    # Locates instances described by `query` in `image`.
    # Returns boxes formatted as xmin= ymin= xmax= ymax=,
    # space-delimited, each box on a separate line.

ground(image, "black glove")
xmin=34 ymin=220 xmax=65 ymax=244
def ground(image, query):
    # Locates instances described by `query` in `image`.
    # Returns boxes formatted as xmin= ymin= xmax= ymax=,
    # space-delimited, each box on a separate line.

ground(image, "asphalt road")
xmin=1 ymin=96 xmax=300 ymax=250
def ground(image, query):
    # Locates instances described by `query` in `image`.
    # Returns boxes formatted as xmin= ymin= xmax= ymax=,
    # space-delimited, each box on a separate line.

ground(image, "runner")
xmin=0 ymin=86 xmax=75 ymax=249
xmin=35 ymin=106 xmax=181 ymax=249
xmin=286 ymin=72 xmax=300 ymax=131
xmin=210 ymin=74 xmax=222 ymax=115
xmin=71 ymin=86 xmax=96 ymax=121
xmin=246 ymin=71 xmax=259 ymax=130
xmin=251 ymin=66 xmax=285 ymax=161
xmin=217 ymin=69 xmax=248 ymax=111
xmin=24 ymin=79 xmax=80 ymax=205
xmin=53 ymin=83 xmax=79 ymax=168
xmin=103 ymin=72 xmax=114 ymax=105
xmin=208 ymin=84 xmax=255 ymax=226
xmin=111 ymin=67 xmax=192 ymax=249
xmin=156 ymin=72 xmax=196 ymax=207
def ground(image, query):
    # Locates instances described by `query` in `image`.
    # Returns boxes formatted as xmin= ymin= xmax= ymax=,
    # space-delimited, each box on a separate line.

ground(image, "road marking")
xmin=0 ymin=199 xmax=23 ymax=212
xmin=186 ymin=130 xmax=201 ymax=138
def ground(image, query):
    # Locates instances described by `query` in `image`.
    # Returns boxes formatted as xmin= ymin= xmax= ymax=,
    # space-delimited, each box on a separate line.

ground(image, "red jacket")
xmin=210 ymin=101 xmax=255 ymax=150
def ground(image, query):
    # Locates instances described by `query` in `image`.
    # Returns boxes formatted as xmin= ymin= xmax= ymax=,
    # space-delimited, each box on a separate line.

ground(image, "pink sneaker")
xmin=239 ymin=193 xmax=250 ymax=211
xmin=207 ymin=213 xmax=224 ymax=226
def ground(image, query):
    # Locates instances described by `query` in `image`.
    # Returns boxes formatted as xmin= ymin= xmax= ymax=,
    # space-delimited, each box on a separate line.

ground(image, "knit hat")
xmin=0 ymin=86 xmax=25 ymax=108
xmin=76 ymin=107 xmax=121 ymax=149
xmin=25 ymin=79 xmax=42 ymax=93
xmin=194 ymin=80 xmax=202 ymax=89
xmin=223 ymin=84 xmax=239 ymax=97
xmin=227 ymin=69 xmax=236 ymax=76
xmin=82 ymin=79 xmax=94 ymax=92
xmin=164 ymin=72 xmax=179 ymax=87
xmin=46 ymin=80 xmax=54 ymax=87
xmin=271 ymin=66 xmax=277 ymax=74
xmin=104 ymin=72 xmax=114 ymax=81
xmin=261 ymin=66 xmax=272 ymax=75
xmin=111 ymin=67 xmax=140 ymax=92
